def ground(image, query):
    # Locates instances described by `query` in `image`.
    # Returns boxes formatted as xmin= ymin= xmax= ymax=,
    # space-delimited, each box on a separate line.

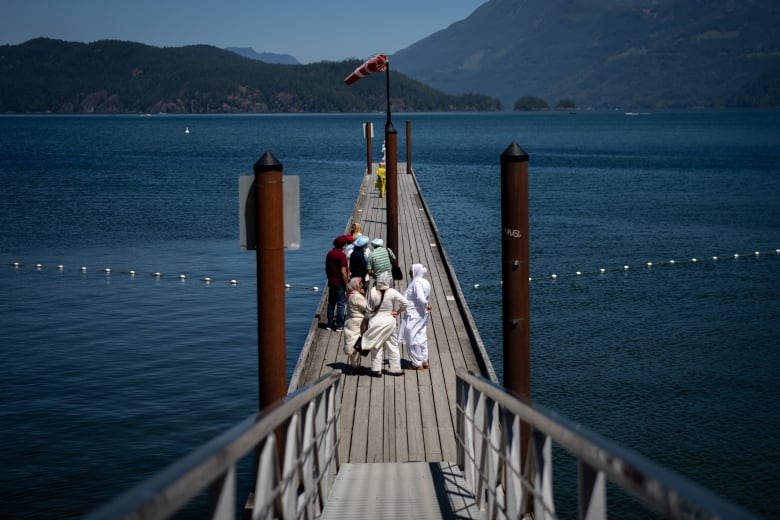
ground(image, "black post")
xmin=501 ymin=142 xmax=530 ymax=400
xmin=501 ymin=141 xmax=530 ymax=474
xmin=385 ymin=64 xmax=392 ymax=127
xmin=365 ymin=121 xmax=373 ymax=176
xmin=406 ymin=120 xmax=412 ymax=174
xmin=384 ymin=66 xmax=398 ymax=260
xmin=385 ymin=122 xmax=398 ymax=258
xmin=253 ymin=152 xmax=287 ymax=412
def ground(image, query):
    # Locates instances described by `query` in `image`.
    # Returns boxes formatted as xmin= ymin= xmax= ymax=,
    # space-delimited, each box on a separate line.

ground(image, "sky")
xmin=0 ymin=0 xmax=486 ymax=64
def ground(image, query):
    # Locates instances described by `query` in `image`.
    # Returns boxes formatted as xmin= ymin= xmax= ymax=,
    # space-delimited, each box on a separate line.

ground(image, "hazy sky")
xmin=0 ymin=0 xmax=486 ymax=64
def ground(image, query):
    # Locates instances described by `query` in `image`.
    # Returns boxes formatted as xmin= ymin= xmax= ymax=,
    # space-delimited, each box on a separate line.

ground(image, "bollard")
xmin=501 ymin=141 xmax=530 ymax=400
xmin=406 ymin=120 xmax=412 ymax=174
xmin=365 ymin=121 xmax=373 ymax=176
xmin=253 ymin=152 xmax=287 ymax=412
xmin=500 ymin=141 xmax=530 ymax=473
xmin=385 ymin=122 xmax=399 ymax=258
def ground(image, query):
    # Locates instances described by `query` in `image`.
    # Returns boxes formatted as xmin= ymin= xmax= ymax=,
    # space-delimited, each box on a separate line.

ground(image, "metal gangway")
xmin=85 ymin=368 xmax=757 ymax=520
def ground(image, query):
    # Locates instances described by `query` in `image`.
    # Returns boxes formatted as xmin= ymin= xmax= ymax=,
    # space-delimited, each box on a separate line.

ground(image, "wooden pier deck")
xmin=289 ymin=163 xmax=495 ymax=465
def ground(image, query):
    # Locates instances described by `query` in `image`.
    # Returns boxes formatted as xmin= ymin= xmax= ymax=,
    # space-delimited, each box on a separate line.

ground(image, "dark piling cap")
xmin=254 ymin=151 xmax=283 ymax=174
xmin=501 ymin=141 xmax=529 ymax=164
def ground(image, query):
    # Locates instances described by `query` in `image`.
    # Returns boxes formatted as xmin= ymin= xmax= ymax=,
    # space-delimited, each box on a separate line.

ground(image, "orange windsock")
xmin=344 ymin=54 xmax=388 ymax=85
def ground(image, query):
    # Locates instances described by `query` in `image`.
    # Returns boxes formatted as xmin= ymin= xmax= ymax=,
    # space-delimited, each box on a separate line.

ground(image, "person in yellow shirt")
xmin=375 ymin=161 xmax=386 ymax=198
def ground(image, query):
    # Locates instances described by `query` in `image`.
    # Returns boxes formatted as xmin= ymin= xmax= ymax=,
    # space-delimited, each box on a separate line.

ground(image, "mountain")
xmin=0 ymin=39 xmax=500 ymax=113
xmin=391 ymin=0 xmax=780 ymax=109
xmin=225 ymin=47 xmax=300 ymax=65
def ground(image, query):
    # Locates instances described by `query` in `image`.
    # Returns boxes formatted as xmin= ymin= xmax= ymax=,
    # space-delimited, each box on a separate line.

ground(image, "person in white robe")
xmin=341 ymin=277 xmax=367 ymax=374
xmin=362 ymin=272 xmax=408 ymax=377
xmin=398 ymin=263 xmax=432 ymax=369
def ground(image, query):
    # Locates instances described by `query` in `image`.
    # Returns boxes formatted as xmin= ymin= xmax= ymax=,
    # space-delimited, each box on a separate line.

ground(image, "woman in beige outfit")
xmin=362 ymin=272 xmax=408 ymax=377
xmin=342 ymin=277 xmax=367 ymax=374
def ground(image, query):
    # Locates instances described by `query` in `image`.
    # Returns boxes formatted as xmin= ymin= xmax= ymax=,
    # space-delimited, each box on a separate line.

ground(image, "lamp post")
xmin=384 ymin=63 xmax=398 ymax=258
xmin=344 ymin=54 xmax=397 ymax=255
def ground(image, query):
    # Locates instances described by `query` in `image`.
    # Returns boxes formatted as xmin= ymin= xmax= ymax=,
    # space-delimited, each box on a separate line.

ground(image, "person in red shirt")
xmin=325 ymin=235 xmax=352 ymax=331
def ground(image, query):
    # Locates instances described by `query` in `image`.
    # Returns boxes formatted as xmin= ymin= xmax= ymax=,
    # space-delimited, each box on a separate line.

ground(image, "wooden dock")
xmin=289 ymin=163 xmax=495 ymax=465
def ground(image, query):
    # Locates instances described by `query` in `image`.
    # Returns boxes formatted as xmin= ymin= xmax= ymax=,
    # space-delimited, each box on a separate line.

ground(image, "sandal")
xmin=422 ymin=362 xmax=430 ymax=369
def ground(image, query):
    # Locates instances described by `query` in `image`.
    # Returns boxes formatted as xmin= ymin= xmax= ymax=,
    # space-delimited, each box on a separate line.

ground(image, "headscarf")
xmin=346 ymin=277 xmax=363 ymax=293
xmin=407 ymin=263 xmax=431 ymax=311
xmin=410 ymin=263 xmax=428 ymax=281
xmin=346 ymin=277 xmax=363 ymax=303
xmin=375 ymin=271 xmax=392 ymax=290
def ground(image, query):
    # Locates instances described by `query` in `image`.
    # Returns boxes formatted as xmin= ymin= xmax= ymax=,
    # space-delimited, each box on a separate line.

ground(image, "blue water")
xmin=1 ymin=112 xmax=778 ymax=518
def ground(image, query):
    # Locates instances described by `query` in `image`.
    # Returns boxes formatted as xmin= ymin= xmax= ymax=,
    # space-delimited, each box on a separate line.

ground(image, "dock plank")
xmin=289 ymin=163 xmax=493 ymax=464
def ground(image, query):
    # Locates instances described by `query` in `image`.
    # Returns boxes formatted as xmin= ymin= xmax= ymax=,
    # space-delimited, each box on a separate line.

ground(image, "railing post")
xmin=385 ymin=121 xmax=399 ymax=257
xmin=501 ymin=142 xmax=530 ymax=468
xmin=365 ymin=121 xmax=373 ymax=176
xmin=254 ymin=152 xmax=287 ymax=412
xmin=405 ymin=120 xmax=412 ymax=173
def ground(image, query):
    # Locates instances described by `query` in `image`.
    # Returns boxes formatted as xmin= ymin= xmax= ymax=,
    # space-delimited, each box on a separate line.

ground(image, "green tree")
xmin=555 ymin=98 xmax=576 ymax=110
xmin=0 ymin=39 xmax=503 ymax=114
xmin=513 ymin=96 xmax=549 ymax=111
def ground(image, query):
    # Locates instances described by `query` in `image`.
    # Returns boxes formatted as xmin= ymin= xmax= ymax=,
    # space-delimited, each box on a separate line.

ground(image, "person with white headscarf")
xmin=398 ymin=263 xmax=432 ymax=369
xmin=342 ymin=277 xmax=367 ymax=374
xmin=361 ymin=271 xmax=408 ymax=377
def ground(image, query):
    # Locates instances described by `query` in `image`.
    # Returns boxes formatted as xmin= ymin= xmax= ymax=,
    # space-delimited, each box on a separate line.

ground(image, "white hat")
xmin=371 ymin=238 xmax=384 ymax=247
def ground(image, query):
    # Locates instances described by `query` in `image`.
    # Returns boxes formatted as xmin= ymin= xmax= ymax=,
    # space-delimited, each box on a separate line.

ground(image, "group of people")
xmin=325 ymin=223 xmax=432 ymax=377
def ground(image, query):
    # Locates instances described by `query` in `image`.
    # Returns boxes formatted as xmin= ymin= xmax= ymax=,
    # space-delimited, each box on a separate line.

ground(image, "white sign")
xmin=239 ymin=175 xmax=300 ymax=250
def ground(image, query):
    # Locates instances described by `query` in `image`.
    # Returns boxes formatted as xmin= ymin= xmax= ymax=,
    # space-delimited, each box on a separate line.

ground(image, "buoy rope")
xmin=471 ymin=248 xmax=779 ymax=289
xmin=6 ymin=248 xmax=778 ymax=294
xmin=4 ymin=262 xmax=321 ymax=291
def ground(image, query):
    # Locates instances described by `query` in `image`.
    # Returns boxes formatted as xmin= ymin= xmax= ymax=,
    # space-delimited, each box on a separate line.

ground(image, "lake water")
xmin=1 ymin=111 xmax=778 ymax=518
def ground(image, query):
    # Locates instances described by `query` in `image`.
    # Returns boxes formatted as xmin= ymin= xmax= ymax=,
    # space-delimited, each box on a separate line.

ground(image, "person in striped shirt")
xmin=367 ymin=237 xmax=395 ymax=284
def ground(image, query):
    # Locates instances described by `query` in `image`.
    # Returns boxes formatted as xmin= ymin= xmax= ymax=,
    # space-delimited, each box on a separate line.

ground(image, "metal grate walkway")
xmin=320 ymin=462 xmax=484 ymax=520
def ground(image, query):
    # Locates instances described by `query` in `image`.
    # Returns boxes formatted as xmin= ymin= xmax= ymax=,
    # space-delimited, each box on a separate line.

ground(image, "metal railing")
xmin=85 ymin=372 xmax=342 ymax=520
xmin=455 ymin=368 xmax=757 ymax=520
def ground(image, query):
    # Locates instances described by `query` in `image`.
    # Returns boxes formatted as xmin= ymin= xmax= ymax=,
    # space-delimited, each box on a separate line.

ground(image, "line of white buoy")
xmin=8 ymin=249 xmax=777 ymax=293
xmin=469 ymin=249 xmax=779 ymax=289
xmin=7 ymin=261 xmax=324 ymax=291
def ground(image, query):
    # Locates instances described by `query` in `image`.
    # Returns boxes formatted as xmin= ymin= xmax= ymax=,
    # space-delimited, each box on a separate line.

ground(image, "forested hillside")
xmin=0 ymin=39 xmax=500 ymax=114
xmin=392 ymin=0 xmax=780 ymax=109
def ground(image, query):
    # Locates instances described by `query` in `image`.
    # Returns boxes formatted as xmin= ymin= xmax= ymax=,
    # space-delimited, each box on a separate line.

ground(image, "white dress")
xmin=398 ymin=264 xmax=431 ymax=367
xmin=362 ymin=286 xmax=408 ymax=374
xmin=342 ymin=290 xmax=367 ymax=370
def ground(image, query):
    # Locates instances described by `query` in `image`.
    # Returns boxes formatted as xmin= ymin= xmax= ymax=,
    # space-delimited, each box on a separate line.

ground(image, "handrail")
xmin=85 ymin=372 xmax=342 ymax=520
xmin=455 ymin=368 xmax=758 ymax=520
